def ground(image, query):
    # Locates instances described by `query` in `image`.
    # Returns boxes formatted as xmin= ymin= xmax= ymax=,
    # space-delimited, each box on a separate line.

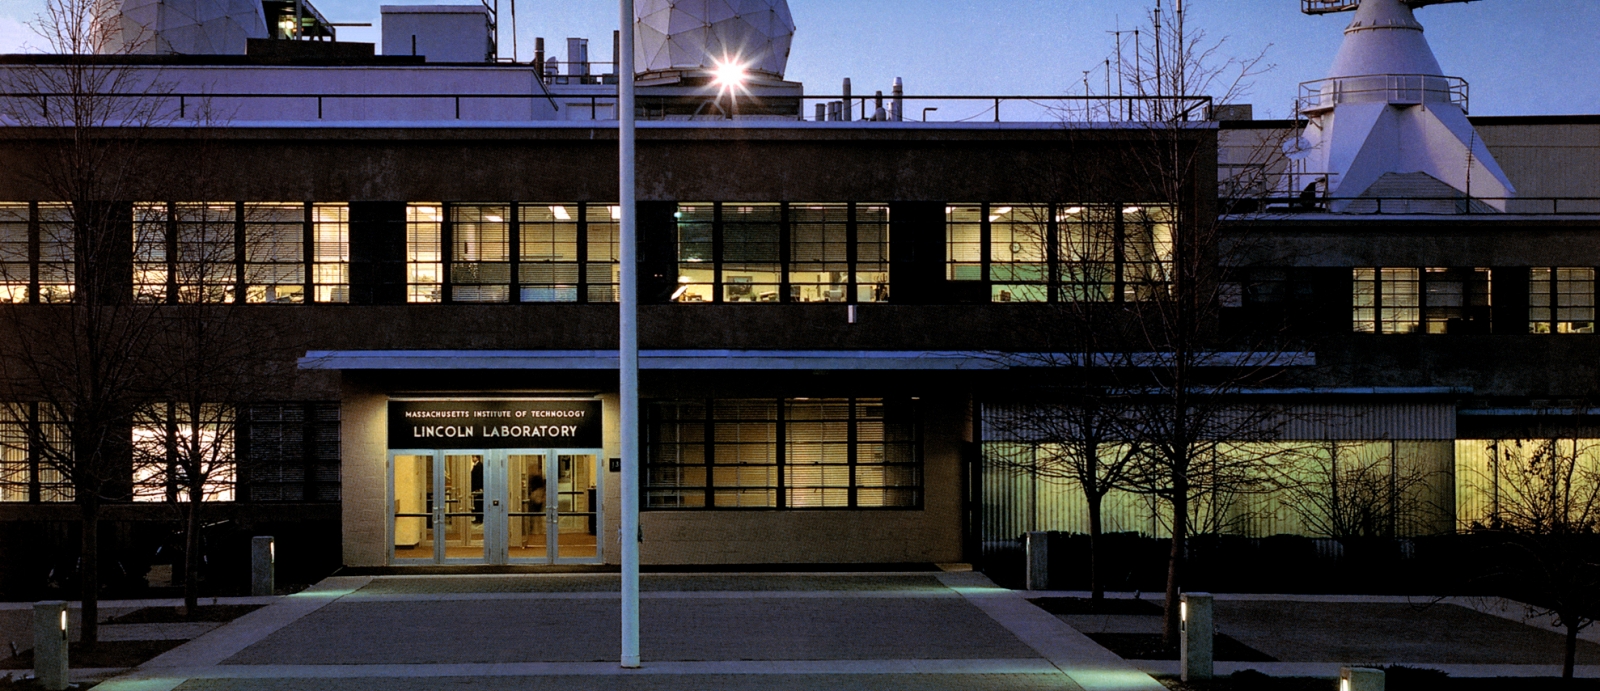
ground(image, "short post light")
xmin=1341 ymin=667 xmax=1384 ymax=691
xmin=251 ymin=536 xmax=275 ymax=597
xmin=1180 ymin=592 xmax=1213 ymax=682
xmin=1025 ymin=531 xmax=1049 ymax=590
xmin=32 ymin=600 xmax=68 ymax=690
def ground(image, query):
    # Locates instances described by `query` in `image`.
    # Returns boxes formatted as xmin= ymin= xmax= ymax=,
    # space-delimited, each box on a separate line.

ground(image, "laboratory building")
xmin=0 ymin=0 xmax=1596 ymax=592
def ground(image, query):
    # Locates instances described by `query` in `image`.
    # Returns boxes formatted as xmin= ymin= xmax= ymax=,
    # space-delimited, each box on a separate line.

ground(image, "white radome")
xmin=635 ymin=0 xmax=796 ymax=78
xmin=104 ymin=0 xmax=268 ymax=55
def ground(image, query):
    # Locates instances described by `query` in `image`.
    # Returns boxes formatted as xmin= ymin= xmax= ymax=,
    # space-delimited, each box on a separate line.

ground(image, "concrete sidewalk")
xmin=89 ymin=571 xmax=1165 ymax=691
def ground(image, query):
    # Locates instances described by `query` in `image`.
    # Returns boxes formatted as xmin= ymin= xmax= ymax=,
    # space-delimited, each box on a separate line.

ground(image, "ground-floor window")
xmin=0 ymin=403 xmax=71 ymax=502
xmin=131 ymin=403 xmax=238 ymax=503
xmin=644 ymin=397 xmax=921 ymax=510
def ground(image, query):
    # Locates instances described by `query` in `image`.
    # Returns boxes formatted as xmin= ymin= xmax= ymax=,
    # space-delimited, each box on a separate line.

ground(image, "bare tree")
xmin=0 ymin=0 xmax=176 ymax=644
xmin=1471 ymin=434 xmax=1600 ymax=679
xmin=129 ymin=195 xmax=298 ymax=612
xmin=1058 ymin=0 xmax=1295 ymax=645
xmin=984 ymin=392 xmax=1142 ymax=604
xmin=1279 ymin=440 xmax=1445 ymax=551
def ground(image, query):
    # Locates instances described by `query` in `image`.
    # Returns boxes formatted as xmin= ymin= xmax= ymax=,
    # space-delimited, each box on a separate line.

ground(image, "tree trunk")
xmin=1163 ymin=483 xmax=1189 ymax=646
xmin=1087 ymin=493 xmax=1106 ymax=605
xmin=183 ymin=491 xmax=202 ymax=614
xmin=1565 ymin=617 xmax=1579 ymax=680
xmin=78 ymin=491 xmax=100 ymax=647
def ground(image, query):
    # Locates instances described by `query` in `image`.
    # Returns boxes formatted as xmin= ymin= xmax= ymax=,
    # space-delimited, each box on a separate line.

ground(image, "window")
xmin=243 ymin=203 xmax=305 ymax=303
xmin=675 ymin=204 xmax=715 ymax=302
xmin=38 ymin=205 xmax=73 ymax=303
xmin=1422 ymin=267 xmax=1490 ymax=334
xmin=519 ymin=204 xmax=578 ymax=302
xmin=313 ymin=204 xmax=349 ymax=303
xmin=173 ymin=203 xmax=240 ymax=303
xmin=1353 ymin=267 xmax=1491 ymax=335
xmin=1352 ymin=268 xmax=1420 ymax=334
xmin=133 ymin=203 xmax=171 ymax=302
xmin=789 ymin=204 xmax=849 ymax=303
xmin=989 ymin=205 xmax=1049 ymax=302
xmin=407 ymin=204 xmax=444 ymax=303
xmin=645 ymin=397 xmax=921 ymax=509
xmin=0 ymin=403 xmax=72 ymax=503
xmin=1058 ymin=205 xmax=1117 ymax=302
xmin=132 ymin=203 xmax=347 ymax=304
xmin=406 ymin=203 xmax=621 ymax=304
xmin=721 ymin=204 xmax=781 ymax=302
xmin=946 ymin=205 xmax=983 ymax=282
xmin=0 ymin=204 xmax=28 ymax=303
xmin=450 ymin=204 xmax=512 ymax=302
xmin=855 ymin=205 xmax=890 ymax=303
xmin=239 ymin=403 xmax=341 ymax=502
xmin=674 ymin=202 xmax=891 ymax=304
xmin=947 ymin=203 xmax=1172 ymax=303
xmin=0 ymin=203 xmax=74 ymax=304
xmin=1530 ymin=267 xmax=1595 ymax=334
xmin=1122 ymin=206 xmax=1175 ymax=302
xmin=584 ymin=204 xmax=621 ymax=302
xmin=132 ymin=403 xmax=236 ymax=503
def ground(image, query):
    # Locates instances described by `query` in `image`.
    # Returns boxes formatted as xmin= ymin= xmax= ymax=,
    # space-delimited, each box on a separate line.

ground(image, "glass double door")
xmin=391 ymin=449 xmax=601 ymax=565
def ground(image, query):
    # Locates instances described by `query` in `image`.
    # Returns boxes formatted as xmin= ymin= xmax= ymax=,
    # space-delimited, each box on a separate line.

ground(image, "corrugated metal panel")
xmin=1276 ymin=404 xmax=1456 ymax=441
xmin=984 ymin=403 xmax=1457 ymax=442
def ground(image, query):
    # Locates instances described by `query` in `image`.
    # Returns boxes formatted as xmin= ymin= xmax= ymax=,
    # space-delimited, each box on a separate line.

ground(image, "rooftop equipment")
xmin=1293 ymin=0 xmax=1512 ymax=211
xmin=381 ymin=5 xmax=494 ymax=62
xmin=633 ymin=0 xmax=796 ymax=80
xmin=104 ymin=0 xmax=270 ymax=54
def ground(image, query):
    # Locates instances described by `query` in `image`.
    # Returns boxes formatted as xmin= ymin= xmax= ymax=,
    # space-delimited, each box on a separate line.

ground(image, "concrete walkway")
xmin=88 ymin=571 xmax=1165 ymax=691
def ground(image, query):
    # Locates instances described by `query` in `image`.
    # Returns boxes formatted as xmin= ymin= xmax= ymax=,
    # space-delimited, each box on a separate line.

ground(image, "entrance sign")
xmin=389 ymin=400 xmax=602 ymax=449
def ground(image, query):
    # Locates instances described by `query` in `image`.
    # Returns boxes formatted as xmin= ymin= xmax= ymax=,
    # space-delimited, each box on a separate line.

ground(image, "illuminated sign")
xmin=388 ymin=399 xmax=602 ymax=449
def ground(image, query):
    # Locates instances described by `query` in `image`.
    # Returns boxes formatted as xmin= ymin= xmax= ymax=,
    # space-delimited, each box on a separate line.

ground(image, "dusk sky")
xmin=0 ymin=0 xmax=1595 ymax=118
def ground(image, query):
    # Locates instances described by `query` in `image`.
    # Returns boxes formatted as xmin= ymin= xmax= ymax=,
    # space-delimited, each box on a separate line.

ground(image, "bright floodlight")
xmin=713 ymin=57 xmax=749 ymax=90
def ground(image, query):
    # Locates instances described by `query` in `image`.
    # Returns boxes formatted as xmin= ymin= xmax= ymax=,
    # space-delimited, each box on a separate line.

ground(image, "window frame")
xmin=643 ymin=397 xmax=923 ymax=511
xmin=672 ymin=202 xmax=891 ymax=304
xmin=1529 ymin=266 xmax=1596 ymax=334
xmin=946 ymin=203 xmax=1173 ymax=304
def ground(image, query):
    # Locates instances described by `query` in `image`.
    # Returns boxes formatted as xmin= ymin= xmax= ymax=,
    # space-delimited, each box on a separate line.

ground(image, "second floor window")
xmin=948 ymin=203 xmax=1172 ymax=303
xmin=0 ymin=203 xmax=74 ymax=304
xmin=673 ymin=202 xmax=890 ymax=304
xmin=1353 ymin=268 xmax=1420 ymax=334
xmin=1530 ymin=267 xmax=1595 ymax=334
xmin=406 ymin=203 xmax=620 ymax=304
xmin=133 ymin=202 xmax=349 ymax=304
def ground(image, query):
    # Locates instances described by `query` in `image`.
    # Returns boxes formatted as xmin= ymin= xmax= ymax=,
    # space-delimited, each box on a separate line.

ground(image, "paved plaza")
xmin=7 ymin=571 xmax=1600 ymax=689
xmin=76 ymin=570 xmax=1162 ymax=691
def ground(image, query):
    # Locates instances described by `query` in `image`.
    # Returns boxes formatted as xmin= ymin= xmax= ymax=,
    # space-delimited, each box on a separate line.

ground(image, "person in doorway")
xmin=471 ymin=458 xmax=484 ymax=523
xmin=528 ymin=473 xmax=547 ymax=513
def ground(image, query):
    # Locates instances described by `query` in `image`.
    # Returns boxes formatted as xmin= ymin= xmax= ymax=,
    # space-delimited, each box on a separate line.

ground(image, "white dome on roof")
xmin=634 ymin=0 xmax=796 ymax=78
xmin=105 ymin=0 xmax=268 ymax=55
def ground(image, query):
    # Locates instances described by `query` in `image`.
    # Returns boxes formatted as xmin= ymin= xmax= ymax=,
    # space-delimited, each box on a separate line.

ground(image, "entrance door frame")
xmin=388 ymin=447 xmax=605 ymax=566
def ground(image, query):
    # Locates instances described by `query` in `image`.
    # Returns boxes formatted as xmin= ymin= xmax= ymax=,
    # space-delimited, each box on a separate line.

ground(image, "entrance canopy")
xmin=298 ymin=349 xmax=1316 ymax=371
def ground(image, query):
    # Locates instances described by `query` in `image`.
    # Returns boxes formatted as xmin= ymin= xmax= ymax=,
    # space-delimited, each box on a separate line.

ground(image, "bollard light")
xmin=252 ymin=536 xmax=276 ymax=597
xmin=34 ymin=601 xmax=68 ymax=690
xmin=1341 ymin=680 xmax=1350 ymax=691
xmin=1180 ymin=593 xmax=1214 ymax=682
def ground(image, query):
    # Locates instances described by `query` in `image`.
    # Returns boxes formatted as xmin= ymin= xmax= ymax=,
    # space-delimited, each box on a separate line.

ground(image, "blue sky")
xmin=1 ymin=0 xmax=1595 ymax=117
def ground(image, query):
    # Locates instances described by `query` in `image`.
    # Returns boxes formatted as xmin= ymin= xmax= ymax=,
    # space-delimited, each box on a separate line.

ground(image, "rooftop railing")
xmin=1297 ymin=74 xmax=1469 ymax=116
xmin=1229 ymin=196 xmax=1600 ymax=216
xmin=0 ymin=91 xmax=1214 ymax=125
